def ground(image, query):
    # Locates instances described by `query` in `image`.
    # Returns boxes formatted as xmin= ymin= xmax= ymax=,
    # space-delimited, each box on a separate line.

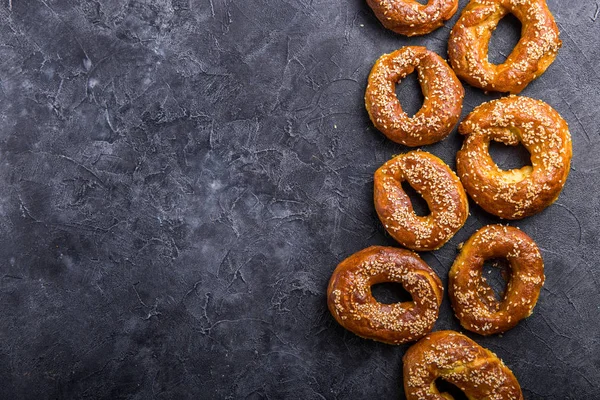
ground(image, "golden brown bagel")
xmin=449 ymin=225 xmax=544 ymax=335
xmin=327 ymin=246 xmax=443 ymax=345
xmin=448 ymin=0 xmax=561 ymax=94
xmin=365 ymin=46 xmax=464 ymax=147
xmin=374 ymin=151 xmax=469 ymax=251
xmin=456 ymin=96 xmax=572 ymax=220
xmin=403 ymin=330 xmax=524 ymax=400
xmin=366 ymin=0 xmax=459 ymax=36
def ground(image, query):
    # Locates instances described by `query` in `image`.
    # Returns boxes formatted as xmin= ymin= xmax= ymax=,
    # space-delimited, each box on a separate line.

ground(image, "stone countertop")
xmin=0 ymin=0 xmax=598 ymax=398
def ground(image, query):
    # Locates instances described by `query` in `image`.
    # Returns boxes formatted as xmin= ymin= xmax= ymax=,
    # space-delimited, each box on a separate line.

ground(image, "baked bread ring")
xmin=365 ymin=46 xmax=464 ymax=147
xmin=327 ymin=246 xmax=443 ymax=345
xmin=366 ymin=0 xmax=459 ymax=36
xmin=456 ymin=96 xmax=572 ymax=220
xmin=403 ymin=330 xmax=523 ymax=400
xmin=448 ymin=0 xmax=561 ymax=94
xmin=449 ymin=225 xmax=544 ymax=335
xmin=374 ymin=151 xmax=469 ymax=251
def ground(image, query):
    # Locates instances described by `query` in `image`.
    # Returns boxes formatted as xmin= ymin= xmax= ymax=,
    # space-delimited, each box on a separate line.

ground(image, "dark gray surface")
xmin=0 ymin=0 xmax=599 ymax=399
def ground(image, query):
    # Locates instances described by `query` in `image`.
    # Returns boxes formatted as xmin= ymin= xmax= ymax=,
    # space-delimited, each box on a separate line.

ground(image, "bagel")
xmin=327 ymin=246 xmax=443 ymax=345
xmin=365 ymin=46 xmax=464 ymax=147
xmin=403 ymin=330 xmax=523 ymax=400
xmin=449 ymin=225 xmax=544 ymax=335
xmin=366 ymin=0 xmax=459 ymax=36
xmin=448 ymin=0 xmax=561 ymax=93
xmin=374 ymin=151 xmax=469 ymax=251
xmin=456 ymin=96 xmax=572 ymax=220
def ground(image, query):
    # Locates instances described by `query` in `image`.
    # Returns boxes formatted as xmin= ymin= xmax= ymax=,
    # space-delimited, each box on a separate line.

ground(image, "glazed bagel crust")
xmin=327 ymin=246 xmax=443 ymax=345
xmin=448 ymin=0 xmax=561 ymax=93
xmin=403 ymin=331 xmax=524 ymax=400
xmin=457 ymin=96 xmax=572 ymax=220
xmin=449 ymin=225 xmax=544 ymax=335
xmin=366 ymin=0 xmax=458 ymax=36
xmin=365 ymin=47 xmax=464 ymax=147
xmin=374 ymin=151 xmax=469 ymax=251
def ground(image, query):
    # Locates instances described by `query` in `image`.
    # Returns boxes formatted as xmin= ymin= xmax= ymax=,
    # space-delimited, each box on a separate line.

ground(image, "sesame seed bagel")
xmin=403 ymin=330 xmax=523 ymax=400
xmin=449 ymin=225 xmax=544 ymax=336
xmin=374 ymin=151 xmax=469 ymax=251
xmin=456 ymin=96 xmax=572 ymax=220
xmin=448 ymin=0 xmax=561 ymax=94
xmin=327 ymin=246 xmax=443 ymax=345
xmin=365 ymin=46 xmax=464 ymax=147
xmin=366 ymin=0 xmax=459 ymax=36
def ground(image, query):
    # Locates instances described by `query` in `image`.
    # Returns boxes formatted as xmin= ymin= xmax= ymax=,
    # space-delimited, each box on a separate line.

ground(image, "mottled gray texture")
xmin=0 ymin=0 xmax=598 ymax=399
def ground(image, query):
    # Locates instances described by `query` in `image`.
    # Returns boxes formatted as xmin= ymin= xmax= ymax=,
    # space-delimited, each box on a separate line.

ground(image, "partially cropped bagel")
xmin=365 ymin=46 xmax=464 ymax=147
xmin=375 ymin=151 xmax=469 ymax=251
xmin=448 ymin=0 xmax=561 ymax=93
xmin=456 ymin=96 xmax=572 ymax=220
xmin=403 ymin=330 xmax=523 ymax=400
xmin=449 ymin=225 xmax=544 ymax=335
xmin=366 ymin=0 xmax=459 ymax=36
xmin=327 ymin=246 xmax=443 ymax=345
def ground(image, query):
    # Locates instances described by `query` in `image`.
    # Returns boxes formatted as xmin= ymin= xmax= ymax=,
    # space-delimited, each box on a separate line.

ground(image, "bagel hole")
xmin=395 ymin=71 xmax=424 ymax=118
xmin=434 ymin=378 xmax=469 ymax=400
xmin=401 ymin=181 xmax=430 ymax=216
xmin=371 ymin=282 xmax=412 ymax=304
xmin=413 ymin=0 xmax=428 ymax=4
xmin=488 ymin=13 xmax=522 ymax=64
xmin=482 ymin=258 xmax=511 ymax=302
xmin=489 ymin=140 xmax=531 ymax=170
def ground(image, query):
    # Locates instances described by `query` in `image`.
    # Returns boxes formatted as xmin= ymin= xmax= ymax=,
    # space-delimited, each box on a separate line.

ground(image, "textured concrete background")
xmin=0 ymin=0 xmax=599 ymax=398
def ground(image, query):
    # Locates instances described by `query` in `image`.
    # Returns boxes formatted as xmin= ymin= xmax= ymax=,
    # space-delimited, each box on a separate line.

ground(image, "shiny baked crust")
xmin=327 ymin=246 xmax=443 ymax=345
xmin=403 ymin=330 xmax=524 ymax=400
xmin=449 ymin=225 xmax=544 ymax=335
xmin=374 ymin=151 xmax=469 ymax=251
xmin=365 ymin=46 xmax=464 ymax=147
xmin=456 ymin=96 xmax=572 ymax=220
xmin=448 ymin=0 xmax=561 ymax=94
xmin=366 ymin=0 xmax=459 ymax=36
